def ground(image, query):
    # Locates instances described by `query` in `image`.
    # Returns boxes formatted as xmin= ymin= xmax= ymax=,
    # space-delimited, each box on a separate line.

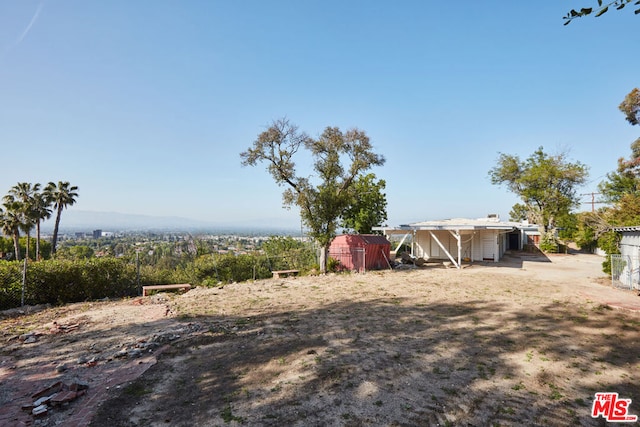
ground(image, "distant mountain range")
xmin=39 ymin=210 xmax=299 ymax=235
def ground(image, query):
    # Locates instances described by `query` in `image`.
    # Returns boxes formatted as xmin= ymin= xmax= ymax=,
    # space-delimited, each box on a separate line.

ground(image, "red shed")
xmin=329 ymin=234 xmax=391 ymax=272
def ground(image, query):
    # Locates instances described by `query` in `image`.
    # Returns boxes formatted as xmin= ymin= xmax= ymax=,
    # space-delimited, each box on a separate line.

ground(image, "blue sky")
xmin=1 ymin=1 xmax=638 ymax=229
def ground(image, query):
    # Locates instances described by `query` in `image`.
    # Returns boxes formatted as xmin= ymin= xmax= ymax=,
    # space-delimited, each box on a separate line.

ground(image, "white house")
xmin=375 ymin=215 xmax=539 ymax=269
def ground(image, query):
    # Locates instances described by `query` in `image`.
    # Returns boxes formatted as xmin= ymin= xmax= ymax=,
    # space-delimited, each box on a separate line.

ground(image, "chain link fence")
xmin=611 ymin=254 xmax=640 ymax=290
xmin=0 ymin=243 xmax=320 ymax=310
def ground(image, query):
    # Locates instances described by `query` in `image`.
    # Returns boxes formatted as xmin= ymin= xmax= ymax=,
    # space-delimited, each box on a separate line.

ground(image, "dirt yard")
xmin=2 ymin=252 xmax=640 ymax=426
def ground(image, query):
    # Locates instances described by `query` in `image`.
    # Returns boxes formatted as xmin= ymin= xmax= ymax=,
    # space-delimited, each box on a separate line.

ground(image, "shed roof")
xmin=356 ymin=234 xmax=391 ymax=245
xmin=332 ymin=234 xmax=390 ymax=245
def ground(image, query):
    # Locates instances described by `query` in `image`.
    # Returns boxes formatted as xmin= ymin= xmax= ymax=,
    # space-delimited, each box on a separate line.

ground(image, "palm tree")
xmin=31 ymin=191 xmax=52 ymax=260
xmin=0 ymin=201 xmax=24 ymax=260
xmin=45 ymin=181 xmax=79 ymax=254
xmin=5 ymin=182 xmax=40 ymax=261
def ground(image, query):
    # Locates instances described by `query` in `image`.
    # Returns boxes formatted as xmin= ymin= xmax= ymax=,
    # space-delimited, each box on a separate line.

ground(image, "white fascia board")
xmin=372 ymin=226 xmax=412 ymax=233
xmin=376 ymin=224 xmax=515 ymax=232
xmin=485 ymin=226 xmax=516 ymax=230
xmin=613 ymin=226 xmax=640 ymax=232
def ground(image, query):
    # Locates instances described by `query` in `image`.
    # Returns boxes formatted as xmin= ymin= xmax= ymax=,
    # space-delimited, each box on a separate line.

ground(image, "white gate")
xmin=611 ymin=254 xmax=640 ymax=290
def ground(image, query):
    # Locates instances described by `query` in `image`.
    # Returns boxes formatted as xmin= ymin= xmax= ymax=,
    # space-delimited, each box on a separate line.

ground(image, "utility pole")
xmin=580 ymin=192 xmax=605 ymax=212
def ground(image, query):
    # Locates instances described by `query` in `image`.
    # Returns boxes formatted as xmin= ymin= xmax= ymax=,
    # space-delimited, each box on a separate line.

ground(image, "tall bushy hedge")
xmin=0 ymin=258 xmax=138 ymax=309
xmin=0 ymin=262 xmax=23 ymax=310
xmin=0 ymin=240 xmax=320 ymax=310
xmin=262 ymin=236 xmax=317 ymax=272
xmin=188 ymin=253 xmax=272 ymax=285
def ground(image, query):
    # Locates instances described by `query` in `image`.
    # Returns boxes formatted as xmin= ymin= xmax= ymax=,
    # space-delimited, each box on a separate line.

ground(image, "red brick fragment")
xmin=31 ymin=381 xmax=63 ymax=399
xmin=51 ymin=391 xmax=77 ymax=405
xmin=68 ymin=382 xmax=89 ymax=392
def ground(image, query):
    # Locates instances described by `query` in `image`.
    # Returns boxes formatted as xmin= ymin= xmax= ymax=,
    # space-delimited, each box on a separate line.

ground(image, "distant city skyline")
xmin=38 ymin=209 xmax=303 ymax=234
xmin=1 ymin=2 xmax=638 ymax=228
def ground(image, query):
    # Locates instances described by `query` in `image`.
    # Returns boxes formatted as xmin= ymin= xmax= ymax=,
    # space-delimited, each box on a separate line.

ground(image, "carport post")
xmin=412 ymin=230 xmax=416 ymax=256
xmin=456 ymin=230 xmax=462 ymax=268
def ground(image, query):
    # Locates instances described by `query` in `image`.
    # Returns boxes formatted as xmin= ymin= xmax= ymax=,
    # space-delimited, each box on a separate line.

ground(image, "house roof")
xmin=375 ymin=217 xmax=523 ymax=232
xmin=613 ymin=226 xmax=640 ymax=232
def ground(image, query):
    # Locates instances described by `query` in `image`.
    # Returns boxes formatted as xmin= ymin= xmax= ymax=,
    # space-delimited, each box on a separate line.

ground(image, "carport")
xmin=375 ymin=217 xmax=518 ymax=269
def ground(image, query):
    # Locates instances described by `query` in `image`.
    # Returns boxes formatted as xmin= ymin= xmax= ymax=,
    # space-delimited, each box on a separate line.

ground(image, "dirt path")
xmin=2 ymin=253 xmax=640 ymax=426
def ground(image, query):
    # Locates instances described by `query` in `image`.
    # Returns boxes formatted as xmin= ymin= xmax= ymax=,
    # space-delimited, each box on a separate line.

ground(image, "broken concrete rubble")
xmin=32 ymin=404 xmax=47 ymax=416
xmin=50 ymin=321 xmax=80 ymax=334
xmin=25 ymin=380 xmax=89 ymax=419
xmin=51 ymin=390 xmax=79 ymax=405
xmin=109 ymin=323 xmax=202 ymax=361
xmin=31 ymin=381 xmax=63 ymax=399
xmin=2 ymin=307 xmax=203 ymax=426
xmin=18 ymin=332 xmax=39 ymax=344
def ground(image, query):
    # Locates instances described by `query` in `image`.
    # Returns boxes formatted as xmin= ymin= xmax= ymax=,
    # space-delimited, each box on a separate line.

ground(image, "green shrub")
xmin=262 ymin=236 xmax=316 ymax=272
xmin=199 ymin=253 xmax=271 ymax=284
xmin=0 ymin=262 xmax=23 ymax=309
xmin=327 ymin=257 xmax=342 ymax=272
xmin=539 ymin=232 xmax=559 ymax=253
xmin=0 ymin=258 xmax=139 ymax=309
xmin=597 ymin=230 xmax=620 ymax=275
xmin=0 ymin=241 xmax=319 ymax=310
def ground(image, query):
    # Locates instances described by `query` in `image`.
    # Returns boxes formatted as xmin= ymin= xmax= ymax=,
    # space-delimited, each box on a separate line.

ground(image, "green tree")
xmin=31 ymin=190 xmax=52 ymax=260
xmin=4 ymin=182 xmax=40 ymax=262
xmin=555 ymin=212 xmax=579 ymax=242
xmin=45 ymin=181 xmax=79 ymax=255
xmin=598 ymin=89 xmax=640 ymax=203
xmin=489 ymin=147 xmax=589 ymax=232
xmin=0 ymin=236 xmax=11 ymax=257
xmin=593 ymin=194 xmax=640 ymax=273
xmin=0 ymin=201 xmax=23 ymax=260
xmin=509 ymin=202 xmax=537 ymax=222
xmin=261 ymin=235 xmax=316 ymax=271
xmin=619 ymin=88 xmax=640 ymax=126
xmin=606 ymin=193 xmax=640 ymax=225
xmin=340 ymin=173 xmax=387 ymax=234
xmin=563 ymin=0 xmax=640 ymax=25
xmin=584 ymin=89 xmax=640 ymax=272
xmin=573 ymin=211 xmax=602 ymax=251
xmin=598 ymin=138 xmax=640 ymax=202
xmin=241 ymin=118 xmax=385 ymax=273
xmin=56 ymin=245 xmax=94 ymax=260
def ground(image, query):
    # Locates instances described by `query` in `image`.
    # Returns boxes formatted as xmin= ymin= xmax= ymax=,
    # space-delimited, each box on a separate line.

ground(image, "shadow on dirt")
xmin=80 ymin=295 xmax=639 ymax=427
xmin=392 ymin=249 xmax=555 ymax=272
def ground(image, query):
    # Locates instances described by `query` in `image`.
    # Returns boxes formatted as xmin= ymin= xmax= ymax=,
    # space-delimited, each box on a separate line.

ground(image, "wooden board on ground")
xmin=272 ymin=270 xmax=299 ymax=279
xmin=142 ymin=284 xmax=191 ymax=296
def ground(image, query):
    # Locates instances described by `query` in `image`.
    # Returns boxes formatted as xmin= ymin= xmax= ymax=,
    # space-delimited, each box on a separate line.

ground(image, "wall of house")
xmin=620 ymin=231 xmax=640 ymax=258
xmin=414 ymin=231 xmax=455 ymax=260
xmin=414 ymin=230 xmax=501 ymax=262
xmin=499 ymin=232 xmax=507 ymax=259
xmin=618 ymin=231 xmax=640 ymax=287
xmin=521 ymin=228 xmax=541 ymax=251
xmin=474 ymin=230 xmax=501 ymax=262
